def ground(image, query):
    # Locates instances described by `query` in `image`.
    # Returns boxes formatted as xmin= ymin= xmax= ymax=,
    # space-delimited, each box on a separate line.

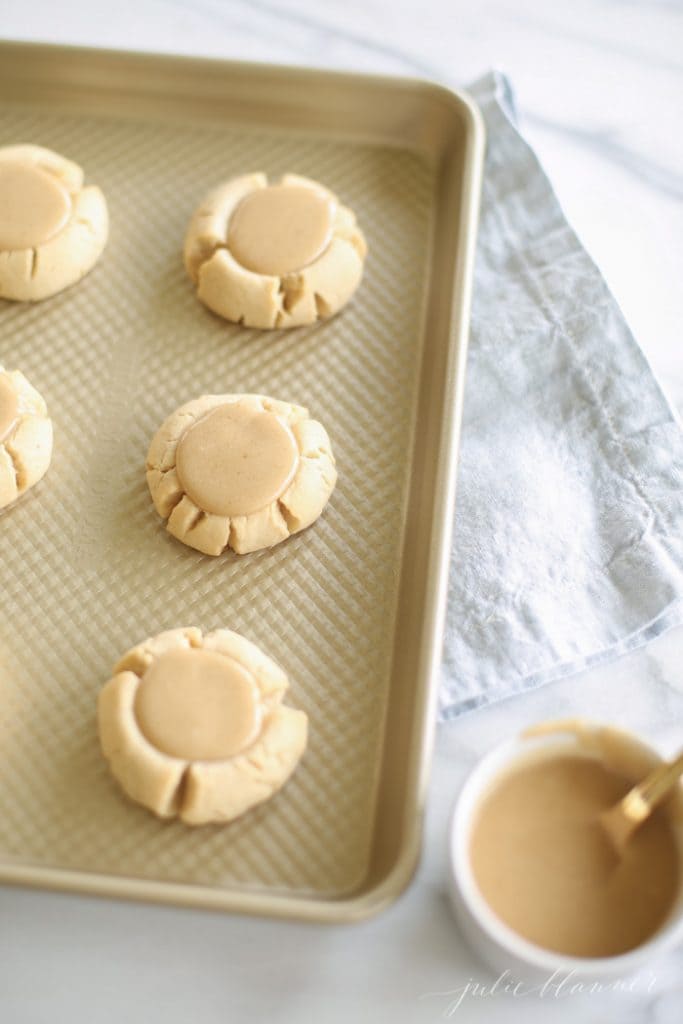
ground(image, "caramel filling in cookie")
xmin=175 ymin=401 xmax=299 ymax=518
xmin=135 ymin=648 xmax=261 ymax=761
xmin=0 ymin=374 xmax=18 ymax=442
xmin=0 ymin=161 xmax=72 ymax=251
xmin=227 ymin=184 xmax=335 ymax=276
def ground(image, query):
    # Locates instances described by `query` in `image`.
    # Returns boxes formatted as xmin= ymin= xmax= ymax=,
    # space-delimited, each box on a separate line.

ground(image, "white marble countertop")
xmin=1 ymin=2 xmax=683 ymax=1021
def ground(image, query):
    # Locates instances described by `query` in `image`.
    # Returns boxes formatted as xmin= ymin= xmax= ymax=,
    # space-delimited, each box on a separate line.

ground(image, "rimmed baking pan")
xmin=0 ymin=42 xmax=484 ymax=921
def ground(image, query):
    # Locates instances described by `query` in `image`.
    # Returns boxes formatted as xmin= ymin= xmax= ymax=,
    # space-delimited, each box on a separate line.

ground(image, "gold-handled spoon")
xmin=601 ymin=750 xmax=683 ymax=854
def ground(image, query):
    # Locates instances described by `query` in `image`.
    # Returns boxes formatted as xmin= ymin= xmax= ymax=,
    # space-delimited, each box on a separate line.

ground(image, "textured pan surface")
xmin=0 ymin=46 xmax=482 ymax=919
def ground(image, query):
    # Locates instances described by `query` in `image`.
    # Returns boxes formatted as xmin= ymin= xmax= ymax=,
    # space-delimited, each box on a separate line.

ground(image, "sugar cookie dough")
xmin=146 ymin=393 xmax=337 ymax=555
xmin=0 ymin=144 xmax=108 ymax=301
xmin=98 ymin=627 xmax=308 ymax=824
xmin=0 ymin=366 xmax=53 ymax=509
xmin=184 ymin=172 xmax=367 ymax=328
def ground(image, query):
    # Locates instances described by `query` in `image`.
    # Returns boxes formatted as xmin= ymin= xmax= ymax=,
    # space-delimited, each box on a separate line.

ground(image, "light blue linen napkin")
xmin=441 ymin=72 xmax=683 ymax=718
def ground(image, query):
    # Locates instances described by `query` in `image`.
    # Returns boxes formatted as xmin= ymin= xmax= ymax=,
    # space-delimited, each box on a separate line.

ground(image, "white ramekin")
xmin=448 ymin=723 xmax=683 ymax=984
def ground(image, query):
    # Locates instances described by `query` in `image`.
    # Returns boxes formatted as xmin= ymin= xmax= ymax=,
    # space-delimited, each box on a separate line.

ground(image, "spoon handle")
xmin=637 ymin=751 xmax=683 ymax=807
xmin=622 ymin=751 xmax=683 ymax=824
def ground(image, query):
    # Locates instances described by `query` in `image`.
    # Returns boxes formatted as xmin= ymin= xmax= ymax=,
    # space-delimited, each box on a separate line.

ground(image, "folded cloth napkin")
xmin=441 ymin=71 xmax=683 ymax=719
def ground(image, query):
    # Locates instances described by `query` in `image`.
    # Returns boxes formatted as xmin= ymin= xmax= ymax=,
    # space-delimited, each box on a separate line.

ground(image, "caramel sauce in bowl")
xmin=448 ymin=720 xmax=683 ymax=984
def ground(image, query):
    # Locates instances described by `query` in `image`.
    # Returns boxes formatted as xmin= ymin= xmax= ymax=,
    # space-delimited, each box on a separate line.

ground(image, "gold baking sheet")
xmin=0 ymin=44 xmax=484 ymax=921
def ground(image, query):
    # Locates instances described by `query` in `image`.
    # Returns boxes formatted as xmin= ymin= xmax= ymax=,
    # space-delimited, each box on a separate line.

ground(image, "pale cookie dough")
xmin=98 ymin=627 xmax=308 ymax=825
xmin=184 ymin=172 xmax=367 ymax=329
xmin=146 ymin=393 xmax=337 ymax=556
xmin=0 ymin=144 xmax=108 ymax=301
xmin=0 ymin=366 xmax=53 ymax=509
